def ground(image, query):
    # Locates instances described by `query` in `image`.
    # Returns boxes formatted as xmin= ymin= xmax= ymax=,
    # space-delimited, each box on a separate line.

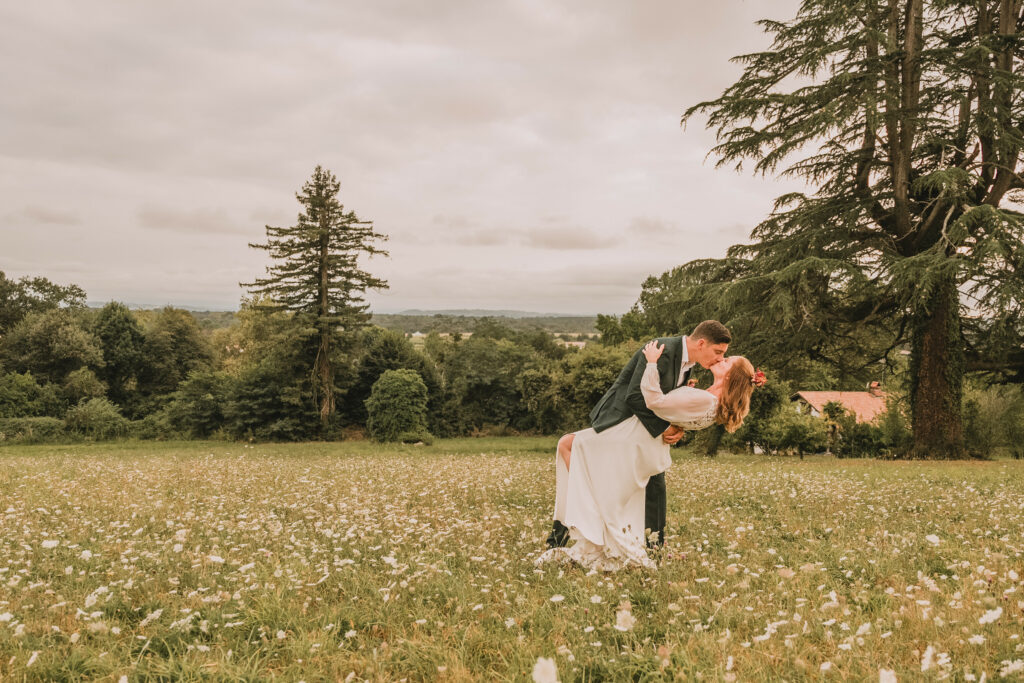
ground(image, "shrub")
xmin=760 ymin=409 xmax=828 ymax=457
xmin=223 ymin=365 xmax=317 ymax=441
xmin=0 ymin=416 xmax=66 ymax=443
xmin=365 ymin=369 xmax=431 ymax=442
xmin=128 ymin=412 xmax=182 ymax=440
xmin=397 ymin=430 xmax=434 ymax=445
xmin=164 ymin=370 xmax=232 ymax=438
xmin=62 ymin=367 xmax=107 ymax=405
xmin=64 ymin=398 xmax=130 ymax=440
xmin=877 ymin=396 xmax=912 ymax=456
xmin=0 ymin=371 xmax=64 ymax=418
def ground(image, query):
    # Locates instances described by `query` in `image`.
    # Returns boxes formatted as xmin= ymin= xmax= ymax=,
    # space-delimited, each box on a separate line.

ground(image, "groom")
xmin=546 ymin=319 xmax=731 ymax=549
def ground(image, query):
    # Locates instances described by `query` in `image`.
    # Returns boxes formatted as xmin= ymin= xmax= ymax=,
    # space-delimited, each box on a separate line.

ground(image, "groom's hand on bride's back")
xmin=662 ymin=425 xmax=684 ymax=444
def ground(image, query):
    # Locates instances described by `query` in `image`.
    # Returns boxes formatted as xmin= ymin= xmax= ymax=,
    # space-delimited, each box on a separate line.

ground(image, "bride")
xmin=537 ymin=340 xmax=756 ymax=571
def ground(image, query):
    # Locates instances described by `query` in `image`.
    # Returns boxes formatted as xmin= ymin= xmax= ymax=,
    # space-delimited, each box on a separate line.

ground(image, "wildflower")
xmin=821 ymin=662 xmax=833 ymax=672
xmin=27 ymin=651 xmax=39 ymax=667
xmin=614 ymin=609 xmax=636 ymax=632
xmin=969 ymin=634 xmax=986 ymax=645
xmin=590 ymin=595 xmax=602 ymax=604
xmin=921 ymin=645 xmax=935 ymax=672
xmin=879 ymin=668 xmax=897 ymax=683
xmin=139 ymin=609 xmax=163 ymax=628
xmin=532 ymin=656 xmax=559 ymax=683
xmin=979 ymin=607 xmax=1002 ymax=625
xmin=925 ymin=534 xmax=940 ymax=545
xmin=1000 ymin=659 xmax=1024 ymax=677
xmin=41 ymin=540 xmax=58 ymax=549
xmin=549 ymin=595 xmax=565 ymax=603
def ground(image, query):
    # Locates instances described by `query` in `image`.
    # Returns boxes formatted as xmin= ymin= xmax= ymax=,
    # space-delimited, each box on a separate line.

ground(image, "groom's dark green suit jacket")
xmin=589 ymin=336 xmax=688 ymax=438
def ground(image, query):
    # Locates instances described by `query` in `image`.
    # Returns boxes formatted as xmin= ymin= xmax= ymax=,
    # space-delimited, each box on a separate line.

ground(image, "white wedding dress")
xmin=537 ymin=362 xmax=718 ymax=571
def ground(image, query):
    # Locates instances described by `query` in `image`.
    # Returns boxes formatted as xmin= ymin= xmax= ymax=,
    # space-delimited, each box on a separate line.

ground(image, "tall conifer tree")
xmin=672 ymin=0 xmax=1024 ymax=458
xmin=244 ymin=166 xmax=388 ymax=428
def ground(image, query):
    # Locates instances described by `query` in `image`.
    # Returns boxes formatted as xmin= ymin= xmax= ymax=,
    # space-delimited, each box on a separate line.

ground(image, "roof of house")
xmin=791 ymin=391 xmax=888 ymax=423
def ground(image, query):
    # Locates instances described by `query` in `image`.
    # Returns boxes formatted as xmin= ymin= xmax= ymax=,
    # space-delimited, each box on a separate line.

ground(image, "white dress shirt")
xmin=678 ymin=335 xmax=695 ymax=386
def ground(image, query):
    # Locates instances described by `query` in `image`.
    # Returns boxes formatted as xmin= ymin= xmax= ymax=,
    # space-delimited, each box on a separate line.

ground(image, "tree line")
xmin=2 ymin=264 xmax=1019 ymax=457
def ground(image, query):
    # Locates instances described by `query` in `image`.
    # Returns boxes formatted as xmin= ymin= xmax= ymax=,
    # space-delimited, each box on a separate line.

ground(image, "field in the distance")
xmin=1 ymin=440 xmax=1022 ymax=681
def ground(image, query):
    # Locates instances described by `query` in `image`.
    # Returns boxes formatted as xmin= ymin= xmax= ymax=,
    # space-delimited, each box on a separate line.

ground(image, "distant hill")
xmin=395 ymin=308 xmax=589 ymax=319
xmin=371 ymin=312 xmax=598 ymax=335
xmin=90 ymin=303 xmax=599 ymax=336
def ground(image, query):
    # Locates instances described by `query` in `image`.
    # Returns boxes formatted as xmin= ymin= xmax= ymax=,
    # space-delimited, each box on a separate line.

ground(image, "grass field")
xmin=0 ymin=439 xmax=1022 ymax=681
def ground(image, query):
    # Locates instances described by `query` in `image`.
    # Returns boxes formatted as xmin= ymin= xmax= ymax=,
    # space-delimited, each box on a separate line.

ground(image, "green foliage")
xmin=0 ymin=371 xmax=64 ymax=418
xmin=759 ymin=410 xmax=829 ymax=457
xmin=822 ymin=400 xmax=911 ymax=459
xmin=963 ymin=383 xmax=1024 ymax=457
xmin=164 ymin=371 xmax=233 ymax=438
xmin=1 ymin=308 xmax=103 ymax=385
xmin=0 ymin=271 xmax=86 ymax=334
xmin=63 ymin=367 xmax=107 ymax=405
xmin=365 ymin=369 xmax=431 ymax=442
xmin=440 ymin=336 xmax=537 ymax=434
xmin=877 ymin=396 xmax=912 ymax=456
xmin=343 ymin=327 xmax=440 ymax=427
xmin=93 ymin=302 xmax=145 ymax=404
xmin=136 ymin=307 xmax=215 ymax=416
xmin=729 ymin=377 xmax=789 ymax=452
xmin=65 ymin=398 xmax=130 ymax=440
xmin=557 ymin=343 xmax=635 ymax=429
xmin=595 ymin=308 xmax=655 ymax=346
xmin=0 ymin=416 xmax=66 ymax=443
xmin=515 ymin=367 xmax=563 ymax=434
xmin=224 ymin=364 xmax=318 ymax=441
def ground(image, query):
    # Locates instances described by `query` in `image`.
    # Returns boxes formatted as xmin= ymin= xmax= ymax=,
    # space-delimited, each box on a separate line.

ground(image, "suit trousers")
xmin=644 ymin=471 xmax=666 ymax=547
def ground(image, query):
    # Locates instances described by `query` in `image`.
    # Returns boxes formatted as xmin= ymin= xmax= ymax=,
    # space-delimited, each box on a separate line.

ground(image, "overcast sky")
xmin=1 ymin=0 xmax=803 ymax=315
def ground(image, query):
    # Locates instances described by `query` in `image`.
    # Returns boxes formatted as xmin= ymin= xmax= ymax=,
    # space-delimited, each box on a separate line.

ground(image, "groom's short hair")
xmin=691 ymin=320 xmax=731 ymax=345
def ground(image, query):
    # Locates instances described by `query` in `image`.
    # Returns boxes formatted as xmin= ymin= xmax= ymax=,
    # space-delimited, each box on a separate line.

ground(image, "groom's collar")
xmin=680 ymin=335 xmax=689 ymax=364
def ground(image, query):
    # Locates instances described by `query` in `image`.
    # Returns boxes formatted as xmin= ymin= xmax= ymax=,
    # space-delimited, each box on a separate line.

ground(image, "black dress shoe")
xmin=545 ymin=520 xmax=570 ymax=548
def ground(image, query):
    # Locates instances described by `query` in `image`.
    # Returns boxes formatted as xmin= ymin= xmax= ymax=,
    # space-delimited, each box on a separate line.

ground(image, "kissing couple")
xmin=537 ymin=320 xmax=759 ymax=571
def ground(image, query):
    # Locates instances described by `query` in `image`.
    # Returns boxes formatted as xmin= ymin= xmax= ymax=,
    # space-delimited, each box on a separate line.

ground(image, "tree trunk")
xmin=909 ymin=276 xmax=965 ymax=458
xmin=318 ymin=217 xmax=333 ymax=431
xmin=318 ymin=328 xmax=333 ymax=430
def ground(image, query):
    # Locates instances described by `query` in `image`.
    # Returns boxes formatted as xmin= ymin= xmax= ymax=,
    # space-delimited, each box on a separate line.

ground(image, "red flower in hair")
xmin=751 ymin=369 xmax=767 ymax=388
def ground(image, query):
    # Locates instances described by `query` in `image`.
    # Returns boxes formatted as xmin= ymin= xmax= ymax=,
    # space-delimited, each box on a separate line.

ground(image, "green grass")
xmin=0 ymin=439 xmax=1021 ymax=681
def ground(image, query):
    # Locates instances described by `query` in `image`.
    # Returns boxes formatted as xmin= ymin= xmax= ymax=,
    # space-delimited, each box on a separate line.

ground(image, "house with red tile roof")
xmin=791 ymin=382 xmax=888 ymax=423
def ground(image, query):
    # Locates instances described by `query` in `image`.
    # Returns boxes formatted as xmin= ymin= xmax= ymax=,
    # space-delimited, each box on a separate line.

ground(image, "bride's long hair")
xmin=715 ymin=357 xmax=755 ymax=433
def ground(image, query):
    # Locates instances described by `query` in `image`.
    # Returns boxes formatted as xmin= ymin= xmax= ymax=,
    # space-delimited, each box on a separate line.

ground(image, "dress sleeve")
xmin=640 ymin=362 xmax=717 ymax=424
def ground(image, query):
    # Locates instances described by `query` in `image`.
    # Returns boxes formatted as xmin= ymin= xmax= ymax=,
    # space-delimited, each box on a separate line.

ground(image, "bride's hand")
xmin=642 ymin=340 xmax=664 ymax=363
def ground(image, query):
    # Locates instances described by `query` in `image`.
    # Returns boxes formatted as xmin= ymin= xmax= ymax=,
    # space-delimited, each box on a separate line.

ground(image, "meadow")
xmin=0 ymin=439 xmax=1022 ymax=682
